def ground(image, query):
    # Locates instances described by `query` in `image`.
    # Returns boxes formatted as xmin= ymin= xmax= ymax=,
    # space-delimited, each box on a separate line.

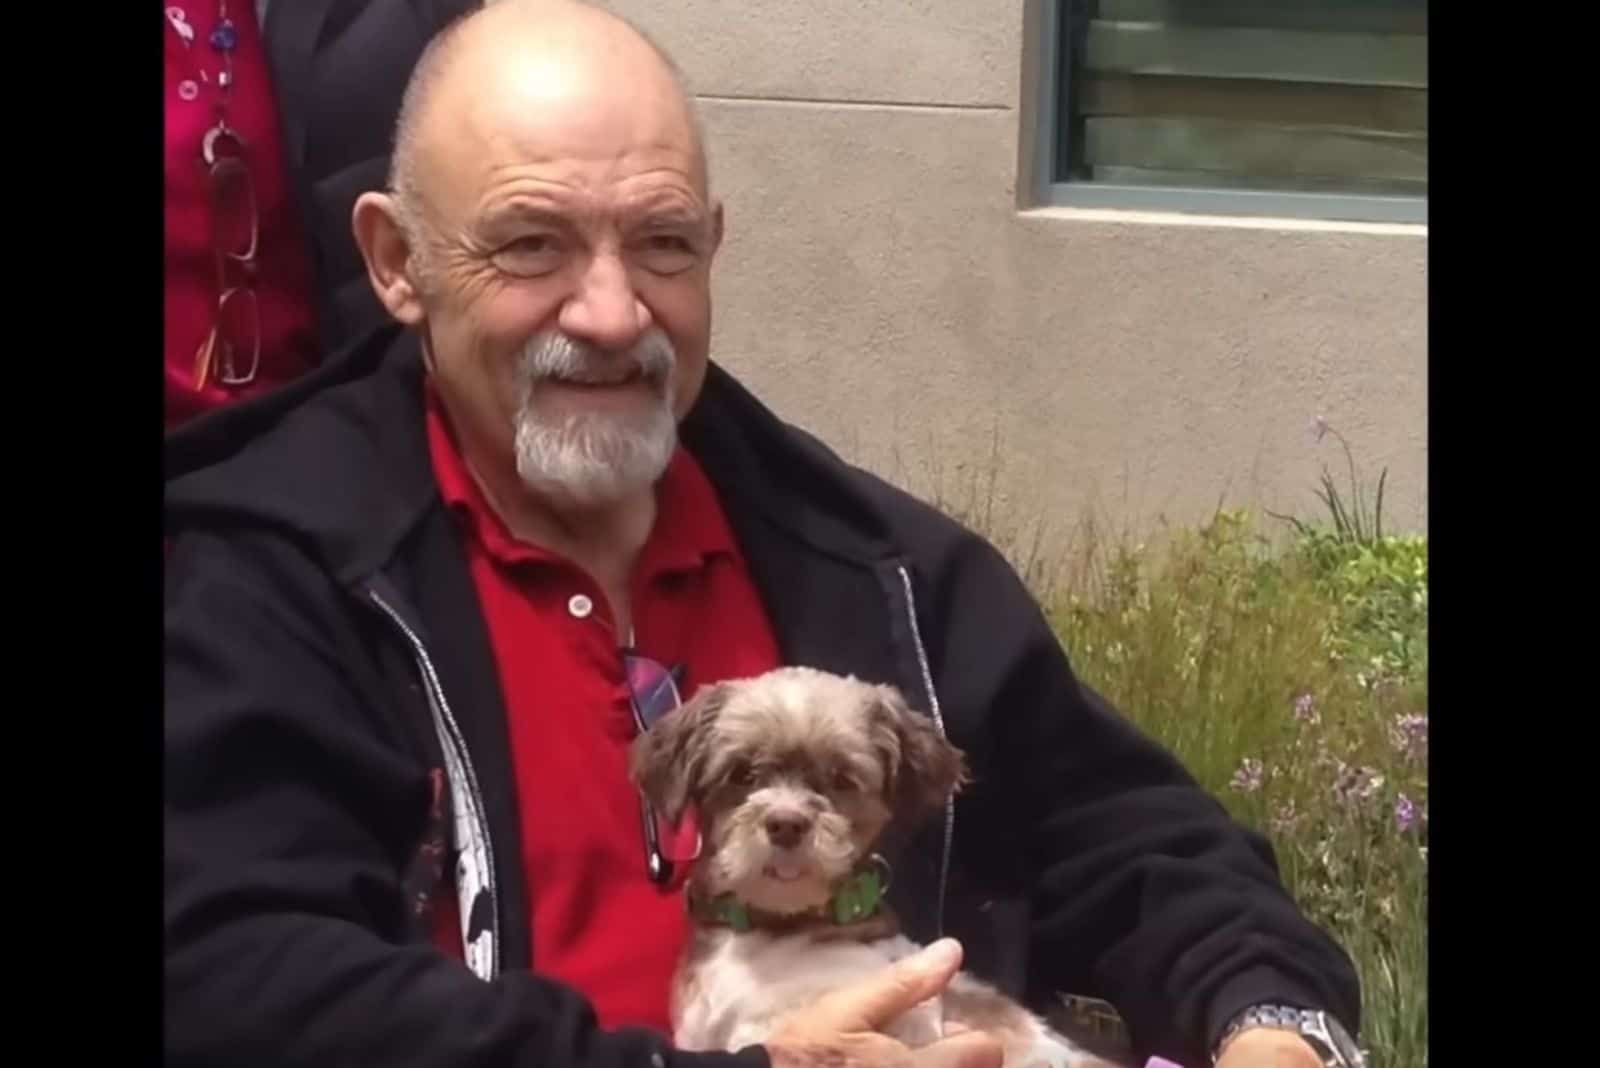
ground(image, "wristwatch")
xmin=1211 ymin=1004 xmax=1366 ymax=1067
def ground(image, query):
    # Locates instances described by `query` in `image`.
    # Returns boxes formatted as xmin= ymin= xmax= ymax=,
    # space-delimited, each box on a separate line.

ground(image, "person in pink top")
xmin=162 ymin=0 xmax=478 ymax=431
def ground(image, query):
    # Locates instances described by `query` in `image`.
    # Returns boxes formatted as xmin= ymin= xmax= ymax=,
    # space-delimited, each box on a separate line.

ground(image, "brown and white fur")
xmin=628 ymin=666 xmax=1115 ymax=1068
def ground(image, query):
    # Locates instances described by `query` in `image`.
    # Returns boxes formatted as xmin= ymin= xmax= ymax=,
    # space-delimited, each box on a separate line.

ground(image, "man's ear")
xmin=352 ymin=191 xmax=426 ymax=326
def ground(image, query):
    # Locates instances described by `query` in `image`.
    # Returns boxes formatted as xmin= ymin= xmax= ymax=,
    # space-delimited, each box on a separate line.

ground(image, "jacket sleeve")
xmin=164 ymin=529 xmax=767 ymax=1068
xmin=921 ymin=537 xmax=1361 ymax=1066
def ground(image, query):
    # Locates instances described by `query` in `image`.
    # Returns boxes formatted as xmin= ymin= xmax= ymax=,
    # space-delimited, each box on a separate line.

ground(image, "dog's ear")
xmin=628 ymin=680 xmax=730 ymax=824
xmin=869 ymin=683 xmax=968 ymax=820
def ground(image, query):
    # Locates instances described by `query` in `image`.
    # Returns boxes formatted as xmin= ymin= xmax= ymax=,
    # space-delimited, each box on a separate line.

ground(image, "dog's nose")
xmin=764 ymin=812 xmax=812 ymax=849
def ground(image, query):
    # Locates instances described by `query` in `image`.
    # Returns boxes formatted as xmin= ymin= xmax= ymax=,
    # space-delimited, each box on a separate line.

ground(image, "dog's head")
xmin=628 ymin=666 xmax=967 ymax=916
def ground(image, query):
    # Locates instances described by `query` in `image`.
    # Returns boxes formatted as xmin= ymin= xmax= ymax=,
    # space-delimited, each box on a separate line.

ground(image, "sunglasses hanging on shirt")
xmin=621 ymin=649 xmax=703 ymax=886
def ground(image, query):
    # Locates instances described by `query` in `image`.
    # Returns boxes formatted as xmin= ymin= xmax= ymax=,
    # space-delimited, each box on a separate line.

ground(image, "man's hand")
xmin=1214 ymin=1027 xmax=1324 ymax=1068
xmin=764 ymin=939 xmax=1003 ymax=1068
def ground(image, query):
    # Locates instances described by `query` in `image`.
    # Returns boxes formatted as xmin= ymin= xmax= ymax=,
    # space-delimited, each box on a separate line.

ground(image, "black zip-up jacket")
xmin=164 ymin=325 xmax=1361 ymax=1068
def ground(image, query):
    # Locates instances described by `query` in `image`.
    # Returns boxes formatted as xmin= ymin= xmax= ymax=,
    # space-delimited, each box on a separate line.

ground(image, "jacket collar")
xmin=681 ymin=363 xmax=898 ymax=569
xmin=165 ymin=324 xmax=440 ymax=589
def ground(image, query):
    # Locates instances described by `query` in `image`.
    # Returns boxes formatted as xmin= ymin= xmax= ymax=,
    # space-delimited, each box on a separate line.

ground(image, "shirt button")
xmin=567 ymin=593 xmax=594 ymax=619
xmin=177 ymin=79 xmax=200 ymax=102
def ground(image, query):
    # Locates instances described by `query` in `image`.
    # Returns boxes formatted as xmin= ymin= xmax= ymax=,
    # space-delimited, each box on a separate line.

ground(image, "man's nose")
xmin=557 ymin=252 xmax=653 ymax=352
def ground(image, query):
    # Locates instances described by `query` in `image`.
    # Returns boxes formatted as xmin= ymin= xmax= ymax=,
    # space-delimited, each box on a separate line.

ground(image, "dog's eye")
xmin=831 ymin=770 xmax=857 ymax=792
xmin=728 ymin=761 xmax=753 ymax=788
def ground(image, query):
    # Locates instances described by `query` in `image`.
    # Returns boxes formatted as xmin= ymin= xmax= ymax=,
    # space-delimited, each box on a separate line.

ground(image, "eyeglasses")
xmin=193 ymin=124 xmax=260 ymax=389
xmin=622 ymin=649 xmax=703 ymax=885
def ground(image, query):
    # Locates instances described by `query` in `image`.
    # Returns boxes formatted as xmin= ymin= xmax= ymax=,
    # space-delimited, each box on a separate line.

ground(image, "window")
xmin=1037 ymin=0 xmax=1427 ymax=223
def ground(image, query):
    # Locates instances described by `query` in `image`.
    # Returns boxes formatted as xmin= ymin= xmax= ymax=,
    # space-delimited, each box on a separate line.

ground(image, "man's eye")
xmin=648 ymin=235 xmax=691 ymax=253
xmin=493 ymin=235 xmax=562 ymax=277
xmin=633 ymin=233 xmax=697 ymax=275
xmin=507 ymin=236 xmax=553 ymax=254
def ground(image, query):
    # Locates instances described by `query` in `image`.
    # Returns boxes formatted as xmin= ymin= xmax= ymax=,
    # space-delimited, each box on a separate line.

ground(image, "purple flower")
xmin=1270 ymin=800 xmax=1299 ymax=834
xmin=1389 ymin=714 xmax=1428 ymax=762
xmin=1310 ymin=415 xmax=1330 ymax=442
xmin=1292 ymin=692 xmax=1319 ymax=725
xmin=1394 ymin=794 xmax=1418 ymax=833
xmin=1230 ymin=757 xmax=1264 ymax=794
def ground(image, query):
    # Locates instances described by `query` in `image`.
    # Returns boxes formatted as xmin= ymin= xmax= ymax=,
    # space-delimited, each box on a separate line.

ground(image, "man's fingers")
xmin=809 ymin=939 xmax=965 ymax=1030
xmin=910 ymin=1032 xmax=1005 ymax=1068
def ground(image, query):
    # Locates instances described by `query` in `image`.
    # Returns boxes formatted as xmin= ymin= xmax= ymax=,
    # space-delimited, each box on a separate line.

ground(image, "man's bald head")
xmin=388 ymin=0 xmax=710 ymax=242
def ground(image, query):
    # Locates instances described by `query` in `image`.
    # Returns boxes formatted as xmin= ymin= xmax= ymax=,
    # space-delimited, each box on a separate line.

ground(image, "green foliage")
xmin=1041 ymin=507 xmax=1428 ymax=1068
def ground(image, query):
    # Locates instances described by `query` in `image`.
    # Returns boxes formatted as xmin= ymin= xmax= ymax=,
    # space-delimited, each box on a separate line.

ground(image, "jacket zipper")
xmin=368 ymin=588 xmax=501 ymax=981
xmin=895 ymin=563 xmax=954 ymax=937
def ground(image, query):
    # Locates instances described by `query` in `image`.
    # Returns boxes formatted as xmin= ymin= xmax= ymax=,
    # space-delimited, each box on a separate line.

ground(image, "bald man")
xmin=163 ymin=4 xmax=1364 ymax=1068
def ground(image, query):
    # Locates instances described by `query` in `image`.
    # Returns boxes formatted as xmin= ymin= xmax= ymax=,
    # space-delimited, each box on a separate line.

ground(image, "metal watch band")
xmin=1212 ymin=1003 xmax=1365 ymax=1067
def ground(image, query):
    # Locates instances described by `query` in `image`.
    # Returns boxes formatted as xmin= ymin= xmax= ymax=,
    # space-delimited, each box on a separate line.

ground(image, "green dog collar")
xmin=702 ymin=893 xmax=753 ymax=932
xmin=829 ymin=862 xmax=886 ymax=924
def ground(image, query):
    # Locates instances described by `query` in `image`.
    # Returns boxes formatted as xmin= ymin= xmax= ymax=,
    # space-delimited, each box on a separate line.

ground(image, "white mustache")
xmin=520 ymin=329 xmax=676 ymax=388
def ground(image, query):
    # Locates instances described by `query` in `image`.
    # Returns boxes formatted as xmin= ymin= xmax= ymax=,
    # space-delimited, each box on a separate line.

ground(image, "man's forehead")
xmin=425 ymin=49 xmax=706 ymax=211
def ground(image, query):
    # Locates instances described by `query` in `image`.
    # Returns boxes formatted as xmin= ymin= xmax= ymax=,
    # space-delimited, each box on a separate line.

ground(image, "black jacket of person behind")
xmin=261 ymin=0 xmax=479 ymax=356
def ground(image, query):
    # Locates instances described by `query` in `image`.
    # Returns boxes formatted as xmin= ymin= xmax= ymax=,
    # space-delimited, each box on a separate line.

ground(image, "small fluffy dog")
xmin=629 ymin=666 xmax=1117 ymax=1068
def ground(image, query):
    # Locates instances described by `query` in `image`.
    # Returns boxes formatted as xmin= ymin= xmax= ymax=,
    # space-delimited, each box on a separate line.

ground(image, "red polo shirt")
xmin=424 ymin=386 xmax=782 ymax=1037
